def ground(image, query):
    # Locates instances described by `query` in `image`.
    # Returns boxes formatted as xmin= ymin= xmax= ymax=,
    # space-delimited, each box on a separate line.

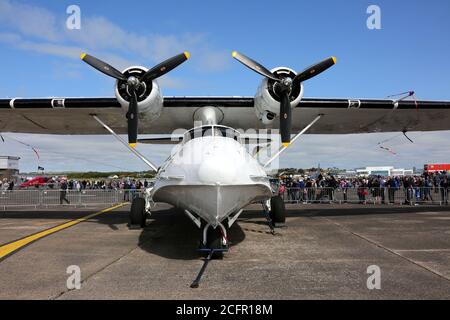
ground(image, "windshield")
xmin=183 ymin=125 xmax=241 ymax=143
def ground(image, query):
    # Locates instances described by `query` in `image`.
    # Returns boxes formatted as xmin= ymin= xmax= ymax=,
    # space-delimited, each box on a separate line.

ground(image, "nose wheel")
xmin=199 ymin=222 xmax=229 ymax=259
xmin=191 ymin=222 xmax=229 ymax=288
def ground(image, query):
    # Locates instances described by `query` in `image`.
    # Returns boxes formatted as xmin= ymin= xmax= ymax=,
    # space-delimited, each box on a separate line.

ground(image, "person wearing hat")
xmin=60 ymin=178 xmax=70 ymax=205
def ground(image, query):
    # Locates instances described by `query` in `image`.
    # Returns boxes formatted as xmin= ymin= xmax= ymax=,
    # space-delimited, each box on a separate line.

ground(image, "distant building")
xmin=0 ymin=156 xmax=20 ymax=180
xmin=355 ymin=166 xmax=413 ymax=177
xmin=391 ymin=168 xmax=414 ymax=176
xmin=343 ymin=170 xmax=358 ymax=177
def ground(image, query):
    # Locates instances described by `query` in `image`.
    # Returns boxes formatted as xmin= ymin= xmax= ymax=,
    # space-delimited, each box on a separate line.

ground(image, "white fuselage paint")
xmin=151 ymin=125 xmax=272 ymax=227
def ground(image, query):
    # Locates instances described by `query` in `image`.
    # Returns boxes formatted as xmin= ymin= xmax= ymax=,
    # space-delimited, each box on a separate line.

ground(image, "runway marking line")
xmin=0 ymin=203 xmax=127 ymax=262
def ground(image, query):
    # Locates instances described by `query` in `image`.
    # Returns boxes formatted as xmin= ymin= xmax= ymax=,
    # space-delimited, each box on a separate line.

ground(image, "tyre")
xmin=206 ymin=227 xmax=227 ymax=259
xmin=270 ymin=195 xmax=286 ymax=224
xmin=130 ymin=197 xmax=146 ymax=228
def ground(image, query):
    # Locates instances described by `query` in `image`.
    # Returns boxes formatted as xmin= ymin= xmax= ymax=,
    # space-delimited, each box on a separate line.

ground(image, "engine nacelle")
xmin=114 ymin=66 xmax=163 ymax=120
xmin=254 ymin=67 xmax=304 ymax=125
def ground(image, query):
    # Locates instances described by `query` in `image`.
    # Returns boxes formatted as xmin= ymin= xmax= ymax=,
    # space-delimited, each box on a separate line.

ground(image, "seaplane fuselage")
xmin=151 ymin=125 xmax=273 ymax=228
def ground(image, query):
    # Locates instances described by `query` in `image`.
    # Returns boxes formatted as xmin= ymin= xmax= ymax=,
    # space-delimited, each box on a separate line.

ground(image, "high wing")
xmin=1 ymin=97 xmax=450 ymax=135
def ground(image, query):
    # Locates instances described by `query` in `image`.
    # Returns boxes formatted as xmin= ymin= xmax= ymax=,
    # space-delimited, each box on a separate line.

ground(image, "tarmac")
xmin=1 ymin=203 xmax=450 ymax=299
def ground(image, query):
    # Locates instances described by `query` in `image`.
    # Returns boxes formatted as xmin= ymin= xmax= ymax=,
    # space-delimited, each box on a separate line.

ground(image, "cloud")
xmin=0 ymin=133 xmax=173 ymax=172
xmin=0 ymin=0 xmax=230 ymax=79
xmin=157 ymin=75 xmax=189 ymax=90
xmin=196 ymin=49 xmax=230 ymax=73
xmin=0 ymin=32 xmax=79 ymax=58
xmin=279 ymin=131 xmax=450 ymax=170
xmin=0 ymin=31 xmax=134 ymax=73
xmin=50 ymin=62 xmax=83 ymax=80
xmin=64 ymin=16 xmax=150 ymax=54
xmin=3 ymin=131 xmax=450 ymax=173
xmin=0 ymin=0 xmax=59 ymax=41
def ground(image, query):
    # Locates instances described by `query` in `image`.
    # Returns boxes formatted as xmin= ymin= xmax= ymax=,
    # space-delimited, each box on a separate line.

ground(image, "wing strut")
xmin=91 ymin=115 xmax=158 ymax=172
xmin=263 ymin=114 xmax=323 ymax=168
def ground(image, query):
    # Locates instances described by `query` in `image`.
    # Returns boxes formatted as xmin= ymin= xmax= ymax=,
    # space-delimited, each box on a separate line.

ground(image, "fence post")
xmin=39 ymin=190 xmax=42 ymax=208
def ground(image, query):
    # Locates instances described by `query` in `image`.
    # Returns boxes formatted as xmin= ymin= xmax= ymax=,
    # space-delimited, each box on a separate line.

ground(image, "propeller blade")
xmin=280 ymin=92 xmax=292 ymax=147
xmin=232 ymin=51 xmax=280 ymax=82
xmin=293 ymin=56 xmax=336 ymax=84
xmin=140 ymin=52 xmax=190 ymax=82
xmin=127 ymin=90 xmax=138 ymax=148
xmin=80 ymin=53 xmax=127 ymax=81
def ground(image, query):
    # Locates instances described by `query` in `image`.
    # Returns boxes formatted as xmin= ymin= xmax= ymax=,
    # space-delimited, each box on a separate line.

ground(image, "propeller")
xmin=232 ymin=51 xmax=336 ymax=147
xmin=232 ymin=51 xmax=279 ymax=81
xmin=81 ymin=52 xmax=190 ymax=147
xmin=293 ymin=57 xmax=336 ymax=85
xmin=127 ymin=90 xmax=138 ymax=148
xmin=80 ymin=53 xmax=127 ymax=81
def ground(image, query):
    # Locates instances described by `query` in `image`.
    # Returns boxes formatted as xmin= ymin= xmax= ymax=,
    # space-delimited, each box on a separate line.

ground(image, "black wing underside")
xmin=1 ymin=97 xmax=450 ymax=135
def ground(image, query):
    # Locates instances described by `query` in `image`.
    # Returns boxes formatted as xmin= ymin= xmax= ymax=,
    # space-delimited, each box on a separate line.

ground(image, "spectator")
xmin=59 ymin=179 xmax=70 ymax=205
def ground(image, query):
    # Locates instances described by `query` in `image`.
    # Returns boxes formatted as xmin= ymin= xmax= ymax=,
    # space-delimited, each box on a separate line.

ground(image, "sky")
xmin=0 ymin=0 xmax=450 ymax=172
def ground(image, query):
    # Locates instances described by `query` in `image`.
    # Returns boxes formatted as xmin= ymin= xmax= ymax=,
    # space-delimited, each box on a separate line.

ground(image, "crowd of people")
xmin=278 ymin=172 xmax=450 ymax=205
xmin=1 ymin=177 xmax=153 ymax=191
xmin=50 ymin=178 xmax=154 ymax=191
xmin=1 ymin=177 xmax=154 ymax=205
xmin=0 ymin=179 xmax=15 ymax=191
xmin=3 ymin=171 xmax=450 ymax=205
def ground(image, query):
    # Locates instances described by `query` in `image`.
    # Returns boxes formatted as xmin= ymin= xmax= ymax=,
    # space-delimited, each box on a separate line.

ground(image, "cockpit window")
xmin=183 ymin=125 xmax=240 ymax=143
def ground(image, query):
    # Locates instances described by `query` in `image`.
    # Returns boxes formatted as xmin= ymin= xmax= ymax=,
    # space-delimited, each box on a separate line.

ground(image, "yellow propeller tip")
xmin=129 ymin=143 xmax=136 ymax=148
xmin=184 ymin=51 xmax=190 ymax=59
xmin=332 ymin=56 xmax=337 ymax=64
xmin=80 ymin=53 xmax=87 ymax=60
xmin=282 ymin=142 xmax=290 ymax=148
xmin=232 ymin=51 xmax=237 ymax=58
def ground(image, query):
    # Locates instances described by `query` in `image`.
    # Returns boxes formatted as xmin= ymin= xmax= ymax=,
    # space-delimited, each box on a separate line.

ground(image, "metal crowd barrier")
xmin=282 ymin=187 xmax=449 ymax=205
xmin=0 ymin=189 xmax=143 ymax=210
xmin=1 ymin=187 xmax=448 ymax=210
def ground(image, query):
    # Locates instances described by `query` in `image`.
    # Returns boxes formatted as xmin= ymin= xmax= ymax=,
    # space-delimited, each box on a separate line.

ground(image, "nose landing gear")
xmin=200 ymin=222 xmax=229 ymax=259
xmin=191 ymin=222 xmax=229 ymax=288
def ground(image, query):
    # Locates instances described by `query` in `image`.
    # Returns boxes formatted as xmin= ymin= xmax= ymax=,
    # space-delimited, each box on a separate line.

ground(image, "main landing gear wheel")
xmin=270 ymin=195 xmax=286 ymax=225
xmin=130 ymin=197 xmax=146 ymax=228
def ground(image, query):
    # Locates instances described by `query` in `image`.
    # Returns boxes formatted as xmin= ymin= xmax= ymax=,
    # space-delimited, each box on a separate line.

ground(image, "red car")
xmin=20 ymin=176 xmax=54 ymax=188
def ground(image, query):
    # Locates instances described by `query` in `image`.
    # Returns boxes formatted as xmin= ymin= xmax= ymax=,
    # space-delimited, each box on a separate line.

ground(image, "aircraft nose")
xmin=197 ymin=147 xmax=238 ymax=184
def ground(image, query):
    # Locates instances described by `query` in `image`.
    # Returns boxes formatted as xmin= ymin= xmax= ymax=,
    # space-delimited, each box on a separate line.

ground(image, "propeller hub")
xmin=117 ymin=67 xmax=152 ymax=103
xmin=274 ymin=77 xmax=293 ymax=96
xmin=267 ymin=68 xmax=300 ymax=102
xmin=127 ymin=76 xmax=140 ymax=88
xmin=281 ymin=77 xmax=292 ymax=87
